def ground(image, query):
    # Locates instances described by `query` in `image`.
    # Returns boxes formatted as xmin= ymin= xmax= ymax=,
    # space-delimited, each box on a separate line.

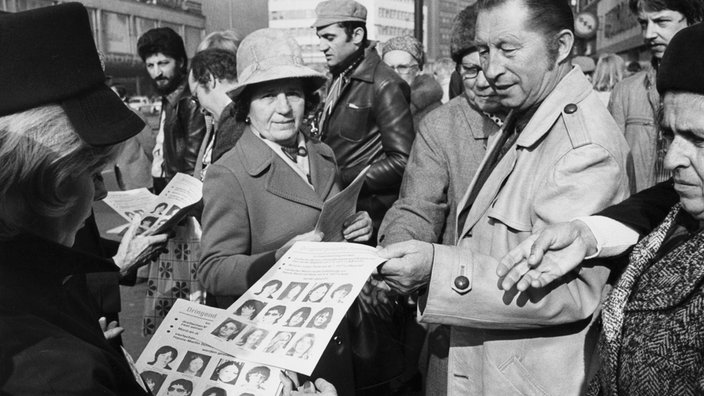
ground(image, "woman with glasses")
xmin=382 ymin=35 xmax=443 ymax=134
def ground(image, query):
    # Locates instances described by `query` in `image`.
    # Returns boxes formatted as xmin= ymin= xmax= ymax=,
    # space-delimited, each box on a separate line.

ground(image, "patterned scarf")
xmin=597 ymin=203 xmax=681 ymax=395
xmin=317 ymin=52 xmax=365 ymax=137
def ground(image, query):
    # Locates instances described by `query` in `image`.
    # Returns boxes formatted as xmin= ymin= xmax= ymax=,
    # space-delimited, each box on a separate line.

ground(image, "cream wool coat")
xmin=419 ymin=68 xmax=632 ymax=395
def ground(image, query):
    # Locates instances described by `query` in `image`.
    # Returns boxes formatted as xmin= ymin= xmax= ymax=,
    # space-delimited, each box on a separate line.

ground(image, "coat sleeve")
xmin=178 ymin=97 xmax=207 ymax=176
xmin=597 ymin=178 xmax=678 ymax=235
xmin=420 ymin=144 xmax=628 ymax=329
xmin=608 ymin=81 xmax=627 ymax=133
xmin=378 ymin=116 xmax=449 ymax=245
xmin=4 ymin=335 xmax=148 ymax=395
xmin=360 ymin=77 xmax=415 ymax=191
xmin=198 ymin=163 xmax=278 ymax=297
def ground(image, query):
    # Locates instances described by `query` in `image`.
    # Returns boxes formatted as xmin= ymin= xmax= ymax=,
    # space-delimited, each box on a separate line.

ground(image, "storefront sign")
xmin=604 ymin=1 xmax=638 ymax=39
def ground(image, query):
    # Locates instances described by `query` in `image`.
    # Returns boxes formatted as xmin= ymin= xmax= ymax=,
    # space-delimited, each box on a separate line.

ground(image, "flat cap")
xmin=657 ymin=22 xmax=704 ymax=96
xmin=312 ymin=0 xmax=367 ymax=28
xmin=450 ymin=5 xmax=478 ymax=63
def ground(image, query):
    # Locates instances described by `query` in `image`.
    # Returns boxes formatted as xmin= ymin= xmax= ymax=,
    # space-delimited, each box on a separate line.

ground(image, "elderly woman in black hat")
xmin=197 ymin=28 xmax=370 ymax=394
xmin=0 ymin=4 xmax=169 ymax=395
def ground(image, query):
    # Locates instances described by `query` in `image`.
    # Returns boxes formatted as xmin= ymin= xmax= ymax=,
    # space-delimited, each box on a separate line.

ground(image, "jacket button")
xmin=454 ymin=276 xmax=470 ymax=290
xmin=564 ymin=103 xmax=578 ymax=114
xmin=332 ymin=334 xmax=343 ymax=345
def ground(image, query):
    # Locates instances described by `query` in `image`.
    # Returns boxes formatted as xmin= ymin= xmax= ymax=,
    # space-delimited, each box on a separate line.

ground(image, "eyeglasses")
xmin=388 ymin=63 xmax=419 ymax=75
xmin=457 ymin=63 xmax=482 ymax=80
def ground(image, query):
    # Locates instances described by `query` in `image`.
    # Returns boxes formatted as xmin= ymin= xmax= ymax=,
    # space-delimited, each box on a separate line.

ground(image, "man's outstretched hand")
xmin=496 ymin=220 xmax=598 ymax=291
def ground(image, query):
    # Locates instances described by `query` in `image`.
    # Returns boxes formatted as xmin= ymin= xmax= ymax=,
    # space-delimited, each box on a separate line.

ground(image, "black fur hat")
xmin=657 ymin=22 xmax=704 ymax=96
xmin=450 ymin=4 xmax=478 ymax=64
xmin=137 ymin=27 xmax=188 ymax=71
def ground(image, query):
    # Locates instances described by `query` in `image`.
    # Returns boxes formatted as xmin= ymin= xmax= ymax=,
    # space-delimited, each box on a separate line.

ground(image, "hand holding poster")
xmin=200 ymin=241 xmax=385 ymax=375
xmin=103 ymin=173 xmax=202 ymax=236
xmin=135 ymin=299 xmax=283 ymax=396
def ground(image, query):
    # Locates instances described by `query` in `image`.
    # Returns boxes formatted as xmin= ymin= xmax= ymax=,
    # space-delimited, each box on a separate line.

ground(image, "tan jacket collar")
xmin=514 ymin=67 xmax=592 ymax=148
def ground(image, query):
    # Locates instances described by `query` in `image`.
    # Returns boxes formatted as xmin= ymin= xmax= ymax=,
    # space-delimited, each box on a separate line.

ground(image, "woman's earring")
xmin=245 ymin=116 xmax=250 ymax=124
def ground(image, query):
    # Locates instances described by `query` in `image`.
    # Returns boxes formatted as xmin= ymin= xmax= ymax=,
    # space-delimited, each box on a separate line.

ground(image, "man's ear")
xmin=351 ymin=26 xmax=365 ymax=46
xmin=207 ymin=72 xmax=217 ymax=90
xmin=555 ymin=29 xmax=574 ymax=64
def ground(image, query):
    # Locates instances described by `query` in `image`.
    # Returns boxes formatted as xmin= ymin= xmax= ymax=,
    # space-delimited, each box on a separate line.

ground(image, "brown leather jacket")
xmin=320 ymin=43 xmax=415 ymax=228
xmin=162 ymin=81 xmax=207 ymax=180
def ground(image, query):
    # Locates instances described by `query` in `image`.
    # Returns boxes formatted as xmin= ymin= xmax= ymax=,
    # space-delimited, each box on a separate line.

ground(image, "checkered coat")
xmin=593 ymin=204 xmax=704 ymax=395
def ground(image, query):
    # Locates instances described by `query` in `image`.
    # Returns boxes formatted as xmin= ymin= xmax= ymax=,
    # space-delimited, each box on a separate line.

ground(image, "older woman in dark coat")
xmin=0 ymin=4 xmax=166 ymax=394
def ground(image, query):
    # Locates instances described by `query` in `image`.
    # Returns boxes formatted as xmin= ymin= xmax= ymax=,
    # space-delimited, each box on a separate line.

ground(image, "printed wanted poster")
xmin=103 ymin=172 xmax=202 ymax=236
xmin=136 ymin=299 xmax=283 ymax=396
xmin=200 ymin=241 xmax=385 ymax=375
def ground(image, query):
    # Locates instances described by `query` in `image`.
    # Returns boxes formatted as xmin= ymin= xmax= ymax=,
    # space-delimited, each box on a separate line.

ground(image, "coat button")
xmin=564 ymin=103 xmax=578 ymax=114
xmin=332 ymin=334 xmax=343 ymax=345
xmin=454 ymin=276 xmax=470 ymax=290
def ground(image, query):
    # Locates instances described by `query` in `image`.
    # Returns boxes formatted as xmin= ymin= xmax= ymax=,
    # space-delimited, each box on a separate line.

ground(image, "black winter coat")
xmin=0 ymin=236 xmax=150 ymax=395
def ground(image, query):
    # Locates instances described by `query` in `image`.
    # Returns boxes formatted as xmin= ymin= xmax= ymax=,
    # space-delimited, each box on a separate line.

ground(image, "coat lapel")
xmin=238 ymin=128 xmax=327 ymax=210
xmin=457 ymin=143 xmax=518 ymax=240
xmin=459 ymin=96 xmax=498 ymax=141
xmin=308 ymin=141 xmax=337 ymax=200
xmin=454 ymin=69 xmax=593 ymax=241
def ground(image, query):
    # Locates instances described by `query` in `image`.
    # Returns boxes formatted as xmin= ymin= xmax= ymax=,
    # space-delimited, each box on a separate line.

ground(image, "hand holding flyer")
xmin=200 ymin=241 xmax=386 ymax=375
xmin=103 ymin=173 xmax=202 ymax=236
xmin=135 ymin=299 xmax=283 ymax=396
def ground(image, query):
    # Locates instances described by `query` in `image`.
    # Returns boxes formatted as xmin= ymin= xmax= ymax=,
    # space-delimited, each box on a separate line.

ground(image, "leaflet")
xmin=199 ymin=241 xmax=385 ymax=375
xmin=136 ymin=299 xmax=283 ymax=396
xmin=103 ymin=172 xmax=202 ymax=236
xmin=315 ymin=165 xmax=370 ymax=242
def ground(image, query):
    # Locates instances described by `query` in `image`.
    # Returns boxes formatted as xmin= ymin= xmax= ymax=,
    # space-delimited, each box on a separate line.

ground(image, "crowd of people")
xmin=2 ymin=0 xmax=704 ymax=395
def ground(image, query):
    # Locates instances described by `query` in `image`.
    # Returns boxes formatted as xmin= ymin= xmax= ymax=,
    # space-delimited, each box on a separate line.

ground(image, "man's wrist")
xmin=571 ymin=219 xmax=598 ymax=258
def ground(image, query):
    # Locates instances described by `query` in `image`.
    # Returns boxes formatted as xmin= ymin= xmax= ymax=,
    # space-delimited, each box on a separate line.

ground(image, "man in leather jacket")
xmin=313 ymin=0 xmax=415 ymax=235
xmin=137 ymin=27 xmax=206 ymax=193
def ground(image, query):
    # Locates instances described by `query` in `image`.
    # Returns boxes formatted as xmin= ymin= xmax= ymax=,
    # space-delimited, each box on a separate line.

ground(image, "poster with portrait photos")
xmin=200 ymin=241 xmax=385 ymax=375
xmin=135 ymin=299 xmax=283 ymax=396
xmin=103 ymin=172 xmax=202 ymax=236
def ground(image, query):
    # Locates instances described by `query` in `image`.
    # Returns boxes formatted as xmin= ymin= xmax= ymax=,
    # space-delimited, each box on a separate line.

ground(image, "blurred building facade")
xmin=267 ymin=0 xmax=485 ymax=68
xmin=574 ymin=0 xmax=649 ymax=65
xmin=268 ymin=0 xmax=418 ymax=66
xmin=0 ymin=0 xmax=206 ymax=95
xmin=425 ymin=0 xmax=475 ymax=60
xmin=0 ymin=0 xmax=269 ymax=95
xmin=202 ymin=0 xmax=268 ymax=45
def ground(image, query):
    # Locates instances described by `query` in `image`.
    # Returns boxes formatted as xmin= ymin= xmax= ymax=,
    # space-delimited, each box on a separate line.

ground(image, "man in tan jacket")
xmin=377 ymin=0 xmax=631 ymax=394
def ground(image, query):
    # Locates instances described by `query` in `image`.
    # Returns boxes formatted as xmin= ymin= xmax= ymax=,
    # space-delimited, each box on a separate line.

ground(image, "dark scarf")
xmin=329 ymin=44 xmax=366 ymax=77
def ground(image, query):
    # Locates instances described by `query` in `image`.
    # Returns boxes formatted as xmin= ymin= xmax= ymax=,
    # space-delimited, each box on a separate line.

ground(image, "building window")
xmin=160 ymin=21 xmax=182 ymax=36
xmin=135 ymin=17 xmax=158 ymax=39
xmin=184 ymin=26 xmax=203 ymax=56
xmin=102 ymin=11 xmax=131 ymax=55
